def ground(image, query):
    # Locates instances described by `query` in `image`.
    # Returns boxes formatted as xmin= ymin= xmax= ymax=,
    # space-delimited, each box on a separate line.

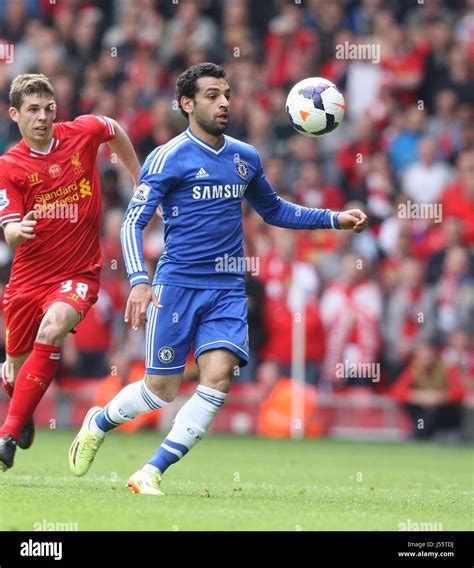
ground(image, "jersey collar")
xmin=185 ymin=127 xmax=226 ymax=155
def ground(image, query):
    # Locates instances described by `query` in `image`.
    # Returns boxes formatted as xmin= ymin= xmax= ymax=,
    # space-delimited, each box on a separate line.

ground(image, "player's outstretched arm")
xmin=3 ymin=210 xmax=37 ymax=249
xmin=106 ymin=118 xmax=141 ymax=184
xmin=245 ymin=168 xmax=369 ymax=232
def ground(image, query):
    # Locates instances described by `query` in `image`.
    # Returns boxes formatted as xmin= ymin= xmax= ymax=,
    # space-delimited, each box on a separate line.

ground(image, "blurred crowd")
xmin=0 ymin=0 xmax=473 ymax=438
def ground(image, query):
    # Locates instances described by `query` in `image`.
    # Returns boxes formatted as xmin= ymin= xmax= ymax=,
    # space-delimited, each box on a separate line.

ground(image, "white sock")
xmin=92 ymin=380 xmax=168 ymax=437
xmin=146 ymin=385 xmax=226 ymax=474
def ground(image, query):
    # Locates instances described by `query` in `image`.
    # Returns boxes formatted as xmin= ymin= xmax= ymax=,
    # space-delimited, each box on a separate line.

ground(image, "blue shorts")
xmin=145 ymin=284 xmax=249 ymax=375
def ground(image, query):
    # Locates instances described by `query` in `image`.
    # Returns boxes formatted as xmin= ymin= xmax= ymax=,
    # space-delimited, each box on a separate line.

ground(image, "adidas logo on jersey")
xmin=195 ymin=168 xmax=209 ymax=179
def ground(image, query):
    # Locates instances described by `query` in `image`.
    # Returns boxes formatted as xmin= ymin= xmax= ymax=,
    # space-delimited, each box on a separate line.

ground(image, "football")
xmin=286 ymin=77 xmax=345 ymax=137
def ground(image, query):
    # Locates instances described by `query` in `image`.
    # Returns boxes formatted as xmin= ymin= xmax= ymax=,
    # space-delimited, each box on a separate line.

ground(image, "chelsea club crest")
xmin=158 ymin=346 xmax=175 ymax=364
xmin=235 ymin=161 xmax=249 ymax=180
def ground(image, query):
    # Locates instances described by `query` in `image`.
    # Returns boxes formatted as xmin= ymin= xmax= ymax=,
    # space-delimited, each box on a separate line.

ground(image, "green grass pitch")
xmin=0 ymin=430 xmax=472 ymax=531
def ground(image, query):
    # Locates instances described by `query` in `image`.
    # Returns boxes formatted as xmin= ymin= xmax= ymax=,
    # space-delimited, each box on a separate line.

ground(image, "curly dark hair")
xmin=176 ymin=63 xmax=226 ymax=119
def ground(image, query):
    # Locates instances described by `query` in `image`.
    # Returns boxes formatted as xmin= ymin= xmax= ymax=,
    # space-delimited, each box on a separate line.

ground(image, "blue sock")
xmin=147 ymin=385 xmax=226 ymax=474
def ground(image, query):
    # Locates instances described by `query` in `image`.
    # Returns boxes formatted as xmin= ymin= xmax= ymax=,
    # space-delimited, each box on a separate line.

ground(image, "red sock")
xmin=0 ymin=342 xmax=61 ymax=441
xmin=1 ymin=362 xmax=14 ymax=398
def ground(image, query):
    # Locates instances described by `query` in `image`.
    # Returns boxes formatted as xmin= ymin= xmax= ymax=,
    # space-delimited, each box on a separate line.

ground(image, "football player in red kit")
xmin=0 ymin=74 xmax=140 ymax=470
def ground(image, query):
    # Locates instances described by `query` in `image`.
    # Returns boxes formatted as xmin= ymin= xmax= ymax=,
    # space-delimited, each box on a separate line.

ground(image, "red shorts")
xmin=3 ymin=275 xmax=100 ymax=357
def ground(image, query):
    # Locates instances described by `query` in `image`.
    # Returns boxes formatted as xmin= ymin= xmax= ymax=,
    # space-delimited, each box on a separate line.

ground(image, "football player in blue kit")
xmin=69 ymin=63 xmax=368 ymax=494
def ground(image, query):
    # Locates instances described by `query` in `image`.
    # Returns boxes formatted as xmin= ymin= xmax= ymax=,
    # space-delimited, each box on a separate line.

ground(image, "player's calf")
xmin=1 ymin=361 xmax=36 ymax=450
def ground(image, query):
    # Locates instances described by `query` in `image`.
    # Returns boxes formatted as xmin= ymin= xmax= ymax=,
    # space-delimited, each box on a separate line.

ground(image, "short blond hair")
xmin=9 ymin=73 xmax=55 ymax=110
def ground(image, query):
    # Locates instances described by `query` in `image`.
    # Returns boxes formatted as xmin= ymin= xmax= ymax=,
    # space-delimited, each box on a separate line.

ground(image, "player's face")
xmin=191 ymin=77 xmax=231 ymax=136
xmin=9 ymin=94 xmax=57 ymax=148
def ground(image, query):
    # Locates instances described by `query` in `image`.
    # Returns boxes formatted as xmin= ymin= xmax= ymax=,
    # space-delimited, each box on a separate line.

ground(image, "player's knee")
xmin=36 ymin=323 xmax=66 ymax=346
xmin=197 ymin=350 xmax=240 ymax=393
xmin=200 ymin=374 xmax=232 ymax=394
xmin=145 ymin=374 xmax=180 ymax=403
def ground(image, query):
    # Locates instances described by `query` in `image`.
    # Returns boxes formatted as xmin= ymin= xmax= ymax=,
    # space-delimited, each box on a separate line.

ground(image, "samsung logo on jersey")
xmin=192 ymin=184 xmax=248 ymax=200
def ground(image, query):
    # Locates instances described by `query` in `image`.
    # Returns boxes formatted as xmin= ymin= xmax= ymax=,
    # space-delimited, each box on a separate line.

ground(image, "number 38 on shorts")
xmin=54 ymin=277 xmax=100 ymax=318
xmin=60 ymin=279 xmax=89 ymax=301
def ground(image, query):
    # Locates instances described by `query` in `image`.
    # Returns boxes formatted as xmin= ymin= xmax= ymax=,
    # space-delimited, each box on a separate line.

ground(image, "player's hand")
xmin=124 ymin=283 xmax=162 ymax=331
xmin=337 ymin=209 xmax=368 ymax=233
xmin=19 ymin=210 xmax=38 ymax=240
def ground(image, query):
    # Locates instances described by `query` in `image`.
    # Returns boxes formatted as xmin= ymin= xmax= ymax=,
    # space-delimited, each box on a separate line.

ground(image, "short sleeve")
xmin=0 ymin=162 xmax=23 ymax=225
xmin=72 ymin=114 xmax=116 ymax=144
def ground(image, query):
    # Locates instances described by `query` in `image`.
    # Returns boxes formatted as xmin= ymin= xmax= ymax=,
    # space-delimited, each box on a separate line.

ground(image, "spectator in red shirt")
xmin=391 ymin=341 xmax=465 ymax=440
xmin=259 ymin=228 xmax=324 ymax=384
xmin=441 ymin=150 xmax=474 ymax=244
xmin=261 ymin=296 xmax=325 ymax=385
xmin=379 ymin=24 xmax=425 ymax=106
xmin=265 ymin=5 xmax=316 ymax=88
xmin=320 ymin=253 xmax=382 ymax=386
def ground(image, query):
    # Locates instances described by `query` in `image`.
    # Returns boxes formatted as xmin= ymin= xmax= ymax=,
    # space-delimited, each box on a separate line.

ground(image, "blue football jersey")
xmin=121 ymin=127 xmax=340 ymax=290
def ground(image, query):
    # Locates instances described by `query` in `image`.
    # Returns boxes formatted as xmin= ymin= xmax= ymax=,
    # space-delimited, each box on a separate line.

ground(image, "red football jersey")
xmin=0 ymin=115 xmax=115 ymax=290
